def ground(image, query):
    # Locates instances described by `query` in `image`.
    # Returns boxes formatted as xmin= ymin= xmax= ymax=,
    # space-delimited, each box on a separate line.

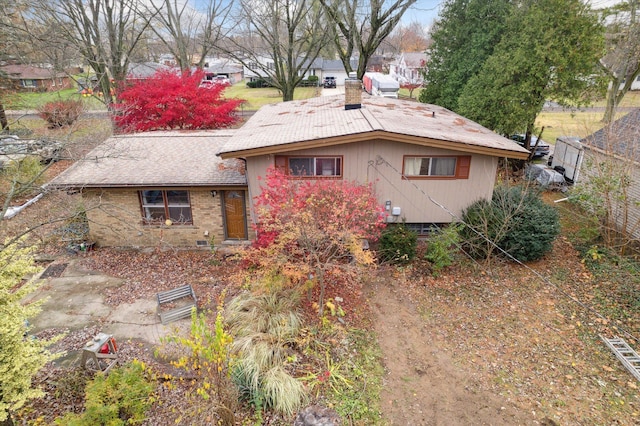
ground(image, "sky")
xmin=403 ymin=0 xmax=443 ymax=27
xmin=401 ymin=0 xmax=628 ymax=29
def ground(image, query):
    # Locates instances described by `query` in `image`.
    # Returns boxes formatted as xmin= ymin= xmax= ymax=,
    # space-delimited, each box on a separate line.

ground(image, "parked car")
xmin=510 ymin=134 xmax=551 ymax=158
xmin=199 ymin=76 xmax=230 ymax=89
xmin=323 ymin=76 xmax=336 ymax=88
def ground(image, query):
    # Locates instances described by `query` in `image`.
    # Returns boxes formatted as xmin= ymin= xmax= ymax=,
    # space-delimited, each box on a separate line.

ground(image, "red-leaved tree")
xmin=113 ymin=70 xmax=244 ymax=132
xmin=248 ymin=167 xmax=386 ymax=316
xmin=400 ymin=81 xmax=422 ymax=99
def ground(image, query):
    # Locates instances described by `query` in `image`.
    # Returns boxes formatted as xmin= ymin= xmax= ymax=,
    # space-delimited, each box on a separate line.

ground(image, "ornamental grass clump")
xmin=227 ymin=290 xmax=306 ymax=416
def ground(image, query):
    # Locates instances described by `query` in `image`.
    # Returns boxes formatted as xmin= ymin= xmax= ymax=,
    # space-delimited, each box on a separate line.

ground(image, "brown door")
xmin=223 ymin=190 xmax=247 ymax=240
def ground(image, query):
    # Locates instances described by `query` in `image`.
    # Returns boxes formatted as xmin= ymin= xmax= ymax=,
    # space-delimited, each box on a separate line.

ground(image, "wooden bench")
xmin=157 ymin=285 xmax=197 ymax=325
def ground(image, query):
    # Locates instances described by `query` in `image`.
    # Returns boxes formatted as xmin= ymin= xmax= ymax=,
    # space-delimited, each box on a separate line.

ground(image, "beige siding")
xmin=245 ymin=139 xmax=498 ymax=225
xmin=581 ymin=152 xmax=640 ymax=240
xmin=83 ymin=187 xmax=253 ymax=248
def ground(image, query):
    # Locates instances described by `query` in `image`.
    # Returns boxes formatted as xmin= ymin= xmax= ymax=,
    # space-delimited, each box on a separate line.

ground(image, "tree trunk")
xmin=282 ymin=84 xmax=295 ymax=102
xmin=603 ymin=82 xmax=619 ymax=124
xmin=0 ymin=103 xmax=9 ymax=131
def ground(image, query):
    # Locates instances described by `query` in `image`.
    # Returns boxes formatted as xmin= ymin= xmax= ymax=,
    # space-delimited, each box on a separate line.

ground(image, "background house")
xmin=203 ymin=58 xmax=244 ymax=84
xmin=218 ymin=82 xmax=529 ymax=234
xmin=49 ymin=131 xmax=253 ymax=248
xmin=0 ymin=64 xmax=72 ymax=92
xmin=580 ymin=109 xmax=640 ymax=240
xmin=389 ymin=52 xmax=427 ymax=84
xmin=127 ymin=62 xmax=173 ymax=81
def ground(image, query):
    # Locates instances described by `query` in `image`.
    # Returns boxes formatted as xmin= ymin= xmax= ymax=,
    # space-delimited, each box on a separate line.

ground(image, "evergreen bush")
xmin=55 ymin=361 xmax=154 ymax=425
xmin=425 ymin=224 xmax=462 ymax=276
xmin=378 ymin=222 xmax=418 ymax=264
xmin=460 ymin=185 xmax=560 ymax=262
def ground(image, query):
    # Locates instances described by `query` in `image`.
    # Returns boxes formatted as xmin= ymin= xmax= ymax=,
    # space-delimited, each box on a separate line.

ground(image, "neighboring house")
xmin=389 ymin=52 xmax=427 ymax=84
xmin=317 ymin=59 xmax=357 ymax=86
xmin=243 ymin=56 xmax=275 ymax=83
xmin=203 ymin=58 xmax=244 ymax=84
xmin=580 ymin=109 xmax=640 ymax=240
xmin=0 ymin=64 xmax=72 ymax=92
xmin=244 ymin=57 xmax=358 ymax=86
xmin=48 ymin=131 xmax=253 ymax=248
xmin=127 ymin=62 xmax=173 ymax=81
xmin=218 ymin=82 xmax=530 ymax=235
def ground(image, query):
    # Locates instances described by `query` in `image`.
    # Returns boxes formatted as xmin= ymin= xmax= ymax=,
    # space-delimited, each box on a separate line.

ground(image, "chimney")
xmin=344 ymin=72 xmax=361 ymax=110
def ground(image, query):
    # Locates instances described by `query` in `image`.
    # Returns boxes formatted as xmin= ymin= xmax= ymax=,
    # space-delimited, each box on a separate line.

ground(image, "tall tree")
xmin=144 ymin=0 xmax=232 ymax=70
xmin=225 ymin=0 xmax=328 ymax=101
xmin=418 ymin=0 xmax=513 ymax=111
xmin=599 ymin=0 xmax=640 ymax=123
xmin=28 ymin=0 xmax=152 ymax=108
xmin=320 ymin=0 xmax=416 ymax=79
xmin=382 ymin=20 xmax=430 ymax=55
xmin=457 ymin=0 xmax=604 ymax=140
xmin=248 ymin=167 xmax=385 ymax=316
xmin=114 ymin=69 xmax=243 ymax=132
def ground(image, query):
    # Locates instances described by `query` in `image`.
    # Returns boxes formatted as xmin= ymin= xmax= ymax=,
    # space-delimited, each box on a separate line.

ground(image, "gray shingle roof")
xmin=217 ymin=94 xmax=530 ymax=158
xmin=581 ymin=109 xmax=640 ymax=162
xmin=49 ymin=131 xmax=246 ymax=188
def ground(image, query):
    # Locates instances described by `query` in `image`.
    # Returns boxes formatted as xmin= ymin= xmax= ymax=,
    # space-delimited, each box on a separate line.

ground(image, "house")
xmin=48 ymin=81 xmax=529 ymax=248
xmin=0 ymin=64 xmax=72 ymax=92
xmin=127 ymin=62 xmax=173 ymax=81
xmin=316 ymin=59 xmax=358 ymax=86
xmin=48 ymin=131 xmax=253 ymax=248
xmin=389 ymin=52 xmax=427 ymax=84
xmin=203 ymin=58 xmax=244 ymax=84
xmin=244 ymin=57 xmax=358 ymax=86
xmin=218 ymin=80 xmax=530 ymax=235
xmin=579 ymin=109 xmax=640 ymax=240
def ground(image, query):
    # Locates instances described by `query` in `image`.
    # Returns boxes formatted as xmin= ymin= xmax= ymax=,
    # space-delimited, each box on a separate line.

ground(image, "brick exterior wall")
xmin=83 ymin=187 xmax=254 ymax=248
xmin=344 ymin=78 xmax=362 ymax=110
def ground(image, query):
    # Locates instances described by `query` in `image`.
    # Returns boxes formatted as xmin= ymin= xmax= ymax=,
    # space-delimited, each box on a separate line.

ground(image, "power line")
xmin=369 ymin=155 xmax=640 ymax=344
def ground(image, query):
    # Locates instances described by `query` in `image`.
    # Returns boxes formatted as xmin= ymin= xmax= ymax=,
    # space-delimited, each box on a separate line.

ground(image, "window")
xmin=275 ymin=155 xmax=342 ymax=177
xmin=403 ymin=155 xmax=471 ymax=179
xmin=139 ymin=190 xmax=192 ymax=225
xmin=21 ymin=79 xmax=36 ymax=88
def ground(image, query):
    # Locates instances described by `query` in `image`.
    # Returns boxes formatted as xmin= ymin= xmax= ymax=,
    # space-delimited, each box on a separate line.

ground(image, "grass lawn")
xmin=7 ymin=81 xmax=318 ymax=112
xmin=6 ymin=88 xmax=108 ymax=111
xmin=224 ymin=82 xmax=318 ymax=110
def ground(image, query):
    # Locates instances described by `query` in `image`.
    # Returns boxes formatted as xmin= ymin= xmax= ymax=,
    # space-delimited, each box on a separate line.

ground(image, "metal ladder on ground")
xmin=600 ymin=335 xmax=640 ymax=381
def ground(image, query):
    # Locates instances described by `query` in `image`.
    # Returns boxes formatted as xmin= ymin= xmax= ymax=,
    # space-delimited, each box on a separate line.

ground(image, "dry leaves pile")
xmin=393 ymin=236 xmax=640 ymax=425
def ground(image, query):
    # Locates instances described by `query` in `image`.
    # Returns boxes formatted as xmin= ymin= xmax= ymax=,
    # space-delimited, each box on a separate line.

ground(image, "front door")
xmin=223 ymin=190 xmax=247 ymax=240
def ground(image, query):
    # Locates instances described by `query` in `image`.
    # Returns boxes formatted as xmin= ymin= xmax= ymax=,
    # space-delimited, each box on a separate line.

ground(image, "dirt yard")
xmin=16 ymin=237 xmax=640 ymax=425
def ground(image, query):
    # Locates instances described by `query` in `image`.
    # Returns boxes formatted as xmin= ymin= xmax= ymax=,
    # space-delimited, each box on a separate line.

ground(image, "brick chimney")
xmin=344 ymin=72 xmax=361 ymax=110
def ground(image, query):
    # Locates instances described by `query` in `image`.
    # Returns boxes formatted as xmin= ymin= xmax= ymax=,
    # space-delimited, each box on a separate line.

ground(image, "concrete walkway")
xmin=26 ymin=259 xmax=177 ymax=346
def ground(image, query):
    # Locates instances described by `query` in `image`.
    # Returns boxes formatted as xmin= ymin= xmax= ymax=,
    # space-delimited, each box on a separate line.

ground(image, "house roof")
xmin=49 ymin=131 xmax=247 ymax=189
xmin=0 ymin=65 xmax=67 ymax=80
xmin=581 ymin=109 xmax=640 ymax=162
xmin=217 ymin=94 xmax=531 ymax=160
xmin=401 ymin=52 xmax=427 ymax=68
xmin=127 ymin=62 xmax=173 ymax=79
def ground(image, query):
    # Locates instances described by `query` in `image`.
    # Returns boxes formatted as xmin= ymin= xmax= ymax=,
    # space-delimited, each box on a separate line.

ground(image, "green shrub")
xmin=378 ymin=222 xmax=417 ymax=264
xmin=37 ymin=99 xmax=83 ymax=128
xmin=246 ymin=78 xmax=272 ymax=88
xmin=307 ymin=75 xmax=319 ymax=83
xmin=460 ymin=185 xmax=560 ymax=262
xmin=425 ymin=224 xmax=462 ymax=276
xmin=55 ymin=361 xmax=155 ymax=425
